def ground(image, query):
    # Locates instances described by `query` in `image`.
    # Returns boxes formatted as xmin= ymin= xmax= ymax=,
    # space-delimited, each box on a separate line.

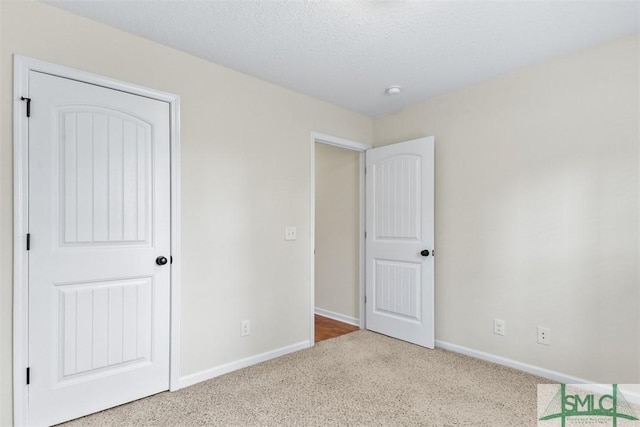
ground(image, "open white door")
xmin=27 ymin=71 xmax=171 ymax=426
xmin=365 ymin=137 xmax=434 ymax=348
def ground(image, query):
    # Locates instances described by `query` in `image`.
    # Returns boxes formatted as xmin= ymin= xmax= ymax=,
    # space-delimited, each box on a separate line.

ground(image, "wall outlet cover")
xmin=241 ymin=320 xmax=250 ymax=336
xmin=285 ymin=226 xmax=297 ymax=241
xmin=537 ymin=326 xmax=551 ymax=345
xmin=493 ymin=318 xmax=506 ymax=336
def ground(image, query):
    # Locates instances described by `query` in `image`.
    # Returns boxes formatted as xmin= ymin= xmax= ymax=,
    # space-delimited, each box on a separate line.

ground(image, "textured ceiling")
xmin=44 ymin=0 xmax=639 ymax=117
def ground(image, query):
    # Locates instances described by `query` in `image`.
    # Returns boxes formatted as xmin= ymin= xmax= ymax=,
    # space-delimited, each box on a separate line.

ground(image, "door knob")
xmin=156 ymin=256 xmax=168 ymax=266
xmin=420 ymin=249 xmax=430 ymax=257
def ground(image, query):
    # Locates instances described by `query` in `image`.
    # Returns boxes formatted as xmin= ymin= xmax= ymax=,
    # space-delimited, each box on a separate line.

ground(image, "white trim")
xmin=314 ymin=308 xmax=360 ymax=327
xmin=309 ymin=132 xmax=371 ymax=345
xmin=435 ymin=340 xmax=640 ymax=404
xmin=435 ymin=340 xmax=584 ymax=383
xmin=178 ymin=341 xmax=311 ymax=389
xmin=13 ymin=55 xmax=182 ymax=426
xmin=309 ymin=137 xmax=316 ymax=345
xmin=169 ymin=93 xmax=182 ymax=393
xmin=13 ymin=55 xmax=30 ymax=427
xmin=358 ymin=151 xmax=366 ymax=329
xmin=311 ymin=132 xmax=371 ymax=152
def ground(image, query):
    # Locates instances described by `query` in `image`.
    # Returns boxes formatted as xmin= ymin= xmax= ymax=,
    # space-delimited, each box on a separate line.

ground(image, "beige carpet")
xmin=63 ymin=331 xmax=553 ymax=426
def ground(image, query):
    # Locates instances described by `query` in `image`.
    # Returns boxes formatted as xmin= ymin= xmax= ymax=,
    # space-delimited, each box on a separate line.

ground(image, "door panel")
xmin=374 ymin=260 xmax=421 ymax=321
xmin=58 ymin=107 xmax=153 ymax=246
xmin=58 ymin=278 xmax=153 ymax=380
xmin=28 ymin=71 xmax=171 ymax=426
xmin=374 ymin=155 xmax=421 ymax=241
xmin=365 ymin=137 xmax=434 ymax=348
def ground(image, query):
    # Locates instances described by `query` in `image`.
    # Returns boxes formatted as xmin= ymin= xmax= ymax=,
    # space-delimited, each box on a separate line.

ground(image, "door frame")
xmin=13 ymin=55 xmax=182 ymax=426
xmin=309 ymin=132 xmax=371 ymax=343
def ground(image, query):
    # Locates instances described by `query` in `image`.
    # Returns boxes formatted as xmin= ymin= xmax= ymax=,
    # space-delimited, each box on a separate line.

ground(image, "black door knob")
xmin=420 ymin=249 xmax=430 ymax=257
xmin=156 ymin=256 xmax=168 ymax=266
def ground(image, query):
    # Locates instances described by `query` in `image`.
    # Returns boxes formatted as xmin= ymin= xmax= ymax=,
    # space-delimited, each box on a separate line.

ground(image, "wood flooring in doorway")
xmin=314 ymin=314 xmax=359 ymax=343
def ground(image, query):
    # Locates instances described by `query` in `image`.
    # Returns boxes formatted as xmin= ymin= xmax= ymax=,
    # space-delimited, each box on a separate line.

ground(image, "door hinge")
xmin=20 ymin=97 xmax=31 ymax=117
xmin=170 ymin=255 xmax=173 ymax=264
xmin=364 ymin=295 xmax=367 ymax=304
xmin=26 ymin=367 xmax=30 ymax=385
xmin=26 ymin=233 xmax=30 ymax=251
xmin=364 ymin=231 xmax=367 ymax=239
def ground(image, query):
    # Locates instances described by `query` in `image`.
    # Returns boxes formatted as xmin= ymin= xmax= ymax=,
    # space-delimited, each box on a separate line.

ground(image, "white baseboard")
xmin=314 ymin=307 xmax=360 ymax=327
xmin=435 ymin=340 xmax=640 ymax=404
xmin=178 ymin=340 xmax=311 ymax=389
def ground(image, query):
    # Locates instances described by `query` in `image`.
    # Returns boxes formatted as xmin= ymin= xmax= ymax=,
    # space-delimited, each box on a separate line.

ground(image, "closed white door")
xmin=365 ymin=137 xmax=435 ymax=348
xmin=28 ymin=71 xmax=171 ymax=426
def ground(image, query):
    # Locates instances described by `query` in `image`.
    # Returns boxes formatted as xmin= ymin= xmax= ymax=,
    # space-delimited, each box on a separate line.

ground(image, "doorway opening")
xmin=309 ymin=133 xmax=371 ymax=344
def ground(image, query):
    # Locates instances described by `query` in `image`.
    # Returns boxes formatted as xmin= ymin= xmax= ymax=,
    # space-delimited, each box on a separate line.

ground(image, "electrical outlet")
xmin=285 ymin=226 xmax=297 ymax=241
xmin=241 ymin=320 xmax=250 ymax=336
xmin=493 ymin=318 xmax=506 ymax=336
xmin=537 ymin=327 xmax=551 ymax=345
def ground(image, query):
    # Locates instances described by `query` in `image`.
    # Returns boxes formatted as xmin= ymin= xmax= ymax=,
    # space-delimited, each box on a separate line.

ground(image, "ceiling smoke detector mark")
xmin=385 ymin=85 xmax=402 ymax=95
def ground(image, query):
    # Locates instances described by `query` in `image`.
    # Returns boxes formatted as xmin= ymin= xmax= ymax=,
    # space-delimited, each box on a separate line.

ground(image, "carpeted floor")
xmin=63 ymin=330 xmax=554 ymax=426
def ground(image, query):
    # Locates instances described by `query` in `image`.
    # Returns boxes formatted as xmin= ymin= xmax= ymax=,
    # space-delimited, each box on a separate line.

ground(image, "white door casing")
xmin=365 ymin=137 xmax=435 ymax=348
xmin=309 ymin=132 xmax=371 ymax=344
xmin=27 ymin=71 xmax=171 ymax=426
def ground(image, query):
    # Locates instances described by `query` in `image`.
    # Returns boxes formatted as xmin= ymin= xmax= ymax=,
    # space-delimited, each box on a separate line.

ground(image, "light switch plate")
xmin=285 ymin=226 xmax=297 ymax=240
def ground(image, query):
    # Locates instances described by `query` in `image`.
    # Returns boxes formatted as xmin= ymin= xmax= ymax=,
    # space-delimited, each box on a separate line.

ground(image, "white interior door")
xmin=28 ymin=71 xmax=171 ymax=426
xmin=365 ymin=137 xmax=434 ymax=348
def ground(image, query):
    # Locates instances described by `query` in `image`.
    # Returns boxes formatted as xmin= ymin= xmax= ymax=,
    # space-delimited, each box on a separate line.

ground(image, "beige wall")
xmin=0 ymin=2 xmax=372 ymax=424
xmin=315 ymin=143 xmax=360 ymax=321
xmin=374 ymin=34 xmax=640 ymax=384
